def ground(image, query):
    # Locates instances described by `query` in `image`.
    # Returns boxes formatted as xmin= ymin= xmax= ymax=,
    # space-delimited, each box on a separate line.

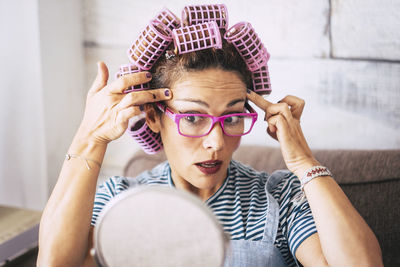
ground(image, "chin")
xmin=192 ymin=164 xmax=227 ymax=185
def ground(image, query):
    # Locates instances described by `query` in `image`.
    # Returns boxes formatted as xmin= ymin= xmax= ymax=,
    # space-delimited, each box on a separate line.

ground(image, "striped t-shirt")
xmin=92 ymin=160 xmax=317 ymax=266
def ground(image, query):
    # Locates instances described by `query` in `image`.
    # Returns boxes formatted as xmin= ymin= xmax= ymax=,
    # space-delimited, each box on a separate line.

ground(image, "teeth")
xmin=199 ymin=162 xmax=218 ymax=167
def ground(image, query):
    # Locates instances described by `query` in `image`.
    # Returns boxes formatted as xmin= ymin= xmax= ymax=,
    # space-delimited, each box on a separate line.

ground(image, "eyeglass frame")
xmin=155 ymin=102 xmax=258 ymax=138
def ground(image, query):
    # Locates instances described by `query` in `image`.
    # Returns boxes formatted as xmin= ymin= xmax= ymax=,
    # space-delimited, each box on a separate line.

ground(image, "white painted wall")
xmin=0 ymin=0 xmax=48 ymax=210
xmin=38 ymin=0 xmax=86 ymax=193
xmin=0 ymin=0 xmax=85 ymax=210
xmin=331 ymin=0 xmax=400 ymax=60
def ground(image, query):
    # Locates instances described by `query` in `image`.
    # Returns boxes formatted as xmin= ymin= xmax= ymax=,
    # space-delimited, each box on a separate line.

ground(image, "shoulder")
xmin=133 ymin=160 xmax=171 ymax=186
xmin=267 ymin=170 xmax=305 ymax=220
xmin=97 ymin=176 xmax=130 ymax=197
xmin=99 ymin=161 xmax=170 ymax=193
xmin=267 ymin=170 xmax=301 ymax=200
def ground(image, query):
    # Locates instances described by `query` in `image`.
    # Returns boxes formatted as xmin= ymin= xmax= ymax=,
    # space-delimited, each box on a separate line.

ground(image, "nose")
xmin=202 ymin=122 xmax=225 ymax=152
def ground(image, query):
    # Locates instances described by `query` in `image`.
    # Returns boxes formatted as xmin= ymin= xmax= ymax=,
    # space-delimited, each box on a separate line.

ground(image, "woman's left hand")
xmin=246 ymin=90 xmax=319 ymax=176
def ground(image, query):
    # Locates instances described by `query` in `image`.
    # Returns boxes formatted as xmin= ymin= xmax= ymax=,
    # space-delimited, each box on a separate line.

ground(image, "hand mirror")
xmin=92 ymin=186 xmax=228 ymax=267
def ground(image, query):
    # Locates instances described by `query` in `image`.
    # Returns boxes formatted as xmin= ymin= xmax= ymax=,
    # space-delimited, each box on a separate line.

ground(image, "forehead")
xmin=168 ymin=68 xmax=247 ymax=107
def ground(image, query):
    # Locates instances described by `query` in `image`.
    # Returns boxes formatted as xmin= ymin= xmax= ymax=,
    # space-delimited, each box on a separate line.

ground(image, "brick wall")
xmin=83 ymin=0 xmax=400 ymax=176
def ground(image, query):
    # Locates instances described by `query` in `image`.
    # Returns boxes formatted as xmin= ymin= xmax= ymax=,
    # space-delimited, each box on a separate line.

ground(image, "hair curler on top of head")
xmin=127 ymin=20 xmax=173 ymax=70
xmin=182 ymin=4 xmax=228 ymax=30
xmin=224 ymin=22 xmax=270 ymax=72
xmin=172 ymin=21 xmax=222 ymax=55
xmin=154 ymin=8 xmax=181 ymax=32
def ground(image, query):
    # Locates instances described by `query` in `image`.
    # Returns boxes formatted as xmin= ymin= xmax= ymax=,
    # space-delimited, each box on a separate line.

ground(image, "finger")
xmin=246 ymin=90 xmax=273 ymax=111
xmin=89 ymin=61 xmax=109 ymax=93
xmin=116 ymin=88 xmax=173 ymax=110
xmin=266 ymin=126 xmax=278 ymax=141
xmin=266 ymin=102 xmax=293 ymax=122
xmin=266 ymin=115 xmax=280 ymax=141
xmin=116 ymin=106 xmax=142 ymax=125
xmin=106 ymin=72 xmax=152 ymax=94
xmin=267 ymin=118 xmax=277 ymax=135
xmin=267 ymin=114 xmax=288 ymax=141
xmin=278 ymin=95 xmax=305 ymax=120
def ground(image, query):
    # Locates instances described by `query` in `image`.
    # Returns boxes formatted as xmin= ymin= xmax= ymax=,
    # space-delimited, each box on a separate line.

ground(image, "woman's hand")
xmin=76 ymin=62 xmax=172 ymax=145
xmin=246 ymin=90 xmax=318 ymax=175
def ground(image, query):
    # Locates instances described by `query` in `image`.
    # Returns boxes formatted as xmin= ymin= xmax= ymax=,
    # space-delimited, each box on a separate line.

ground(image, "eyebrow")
xmin=174 ymin=97 xmax=246 ymax=108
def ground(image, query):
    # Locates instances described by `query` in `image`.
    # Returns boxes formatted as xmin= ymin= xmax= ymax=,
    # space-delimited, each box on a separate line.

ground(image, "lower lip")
xmin=195 ymin=162 xmax=222 ymax=175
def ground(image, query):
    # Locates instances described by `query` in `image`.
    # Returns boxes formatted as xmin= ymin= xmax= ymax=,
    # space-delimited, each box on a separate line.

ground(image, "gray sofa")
xmin=124 ymin=145 xmax=400 ymax=266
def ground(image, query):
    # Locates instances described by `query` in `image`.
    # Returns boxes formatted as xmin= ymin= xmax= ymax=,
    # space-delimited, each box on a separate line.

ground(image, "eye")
xmin=184 ymin=115 xmax=199 ymax=123
xmin=181 ymin=115 xmax=209 ymax=127
xmin=224 ymin=115 xmax=242 ymax=125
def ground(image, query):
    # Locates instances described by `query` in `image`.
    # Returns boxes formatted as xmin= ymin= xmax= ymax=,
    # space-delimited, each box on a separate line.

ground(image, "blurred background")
xmin=1 ymin=0 xmax=399 ymax=211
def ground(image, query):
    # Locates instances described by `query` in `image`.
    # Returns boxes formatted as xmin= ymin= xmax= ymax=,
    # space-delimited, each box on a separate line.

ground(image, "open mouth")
xmin=195 ymin=160 xmax=223 ymax=175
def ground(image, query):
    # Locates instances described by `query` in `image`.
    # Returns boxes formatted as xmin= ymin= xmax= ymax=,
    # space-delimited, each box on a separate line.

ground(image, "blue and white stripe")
xmin=91 ymin=160 xmax=317 ymax=266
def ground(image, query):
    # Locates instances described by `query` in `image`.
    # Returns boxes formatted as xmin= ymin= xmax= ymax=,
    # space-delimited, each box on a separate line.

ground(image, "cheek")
xmin=160 ymin=117 xmax=200 ymax=150
xmin=226 ymin=136 xmax=241 ymax=153
xmin=232 ymin=137 xmax=241 ymax=152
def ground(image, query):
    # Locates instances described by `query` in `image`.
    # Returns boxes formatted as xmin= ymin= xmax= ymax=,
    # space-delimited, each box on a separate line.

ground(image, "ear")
xmin=143 ymin=104 xmax=162 ymax=133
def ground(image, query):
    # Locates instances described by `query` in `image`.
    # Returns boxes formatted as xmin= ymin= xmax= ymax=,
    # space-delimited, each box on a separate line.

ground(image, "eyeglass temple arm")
xmin=155 ymin=102 xmax=165 ymax=112
xmin=155 ymin=102 xmax=176 ymax=121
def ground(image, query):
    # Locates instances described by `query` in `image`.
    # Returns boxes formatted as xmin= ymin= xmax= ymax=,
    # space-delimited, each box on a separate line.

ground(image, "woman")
xmin=37 ymin=14 xmax=382 ymax=267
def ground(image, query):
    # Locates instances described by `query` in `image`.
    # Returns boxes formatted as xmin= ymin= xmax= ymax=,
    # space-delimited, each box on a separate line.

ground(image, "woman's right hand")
xmin=76 ymin=61 xmax=172 ymax=145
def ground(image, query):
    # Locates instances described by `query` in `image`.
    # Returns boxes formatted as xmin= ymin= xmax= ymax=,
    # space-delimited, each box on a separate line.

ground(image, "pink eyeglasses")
xmin=156 ymin=102 xmax=258 ymax=137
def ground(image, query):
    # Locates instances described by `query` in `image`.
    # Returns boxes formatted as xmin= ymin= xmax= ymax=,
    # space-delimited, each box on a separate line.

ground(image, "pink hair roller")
xmin=155 ymin=8 xmax=181 ymax=32
xmin=115 ymin=64 xmax=150 ymax=93
xmin=172 ymin=21 xmax=222 ymax=55
xmin=127 ymin=118 xmax=163 ymax=154
xmin=224 ymin=22 xmax=270 ymax=72
xmin=252 ymin=64 xmax=271 ymax=95
xmin=182 ymin=4 xmax=228 ymax=30
xmin=127 ymin=19 xmax=173 ymax=70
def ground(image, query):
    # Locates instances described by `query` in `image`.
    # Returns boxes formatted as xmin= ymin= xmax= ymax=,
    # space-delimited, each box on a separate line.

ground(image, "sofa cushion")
xmin=231 ymin=145 xmax=400 ymax=184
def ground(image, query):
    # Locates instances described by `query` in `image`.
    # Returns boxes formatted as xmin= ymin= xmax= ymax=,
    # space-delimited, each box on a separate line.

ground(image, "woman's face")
xmin=149 ymin=68 xmax=247 ymax=200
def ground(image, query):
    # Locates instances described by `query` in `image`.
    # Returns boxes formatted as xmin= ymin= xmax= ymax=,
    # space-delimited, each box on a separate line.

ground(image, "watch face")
xmin=94 ymin=186 xmax=228 ymax=267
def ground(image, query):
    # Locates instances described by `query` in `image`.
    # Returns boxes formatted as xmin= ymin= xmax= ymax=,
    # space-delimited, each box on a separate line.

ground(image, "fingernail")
xmin=164 ymin=89 xmax=170 ymax=97
xmin=146 ymin=72 xmax=152 ymax=79
xmin=247 ymin=89 xmax=251 ymax=94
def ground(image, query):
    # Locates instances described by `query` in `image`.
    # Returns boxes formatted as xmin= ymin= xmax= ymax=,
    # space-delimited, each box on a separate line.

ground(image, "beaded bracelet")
xmin=300 ymin=165 xmax=332 ymax=189
xmin=294 ymin=166 xmax=332 ymax=203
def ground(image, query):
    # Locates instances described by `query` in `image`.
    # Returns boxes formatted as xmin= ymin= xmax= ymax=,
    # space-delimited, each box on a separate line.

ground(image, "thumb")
xmin=89 ymin=61 xmax=109 ymax=93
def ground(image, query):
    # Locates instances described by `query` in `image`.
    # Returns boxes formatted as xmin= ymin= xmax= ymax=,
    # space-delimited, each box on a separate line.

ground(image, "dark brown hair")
xmin=149 ymin=33 xmax=253 ymax=90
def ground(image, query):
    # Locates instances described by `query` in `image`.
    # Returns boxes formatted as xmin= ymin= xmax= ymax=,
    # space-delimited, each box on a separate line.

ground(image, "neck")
xmin=170 ymin=170 xmax=227 ymax=202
